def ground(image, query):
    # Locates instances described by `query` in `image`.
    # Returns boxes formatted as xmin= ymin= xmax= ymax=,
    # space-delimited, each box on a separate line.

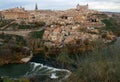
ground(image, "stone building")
xmin=1 ymin=7 xmax=29 ymax=20
xmin=76 ymin=4 xmax=88 ymax=11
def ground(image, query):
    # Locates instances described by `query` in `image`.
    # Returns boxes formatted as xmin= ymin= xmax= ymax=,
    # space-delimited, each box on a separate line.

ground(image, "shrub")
xmin=101 ymin=18 xmax=120 ymax=36
xmin=29 ymin=30 xmax=45 ymax=39
xmin=35 ymin=21 xmax=46 ymax=27
xmin=66 ymin=38 xmax=120 ymax=82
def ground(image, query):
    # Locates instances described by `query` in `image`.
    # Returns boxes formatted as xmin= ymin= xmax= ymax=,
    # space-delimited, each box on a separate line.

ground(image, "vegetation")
xmin=2 ymin=78 xmax=30 ymax=82
xmin=17 ymin=24 xmax=37 ymax=29
xmin=57 ymin=47 xmax=74 ymax=68
xmin=34 ymin=21 xmax=46 ymax=27
xmin=28 ymin=39 xmax=119 ymax=82
xmin=0 ymin=34 xmax=26 ymax=46
xmin=10 ymin=23 xmax=39 ymax=30
xmin=102 ymin=18 xmax=115 ymax=30
xmin=64 ymin=38 xmax=120 ymax=82
xmin=0 ymin=19 xmax=14 ymax=27
xmin=29 ymin=30 xmax=45 ymax=39
xmin=101 ymin=17 xmax=120 ymax=36
xmin=7 ymin=21 xmax=46 ymax=30
xmin=24 ymin=37 xmax=120 ymax=82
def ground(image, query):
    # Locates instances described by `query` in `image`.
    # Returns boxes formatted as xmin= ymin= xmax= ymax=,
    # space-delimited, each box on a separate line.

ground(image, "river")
xmin=0 ymin=62 xmax=71 ymax=81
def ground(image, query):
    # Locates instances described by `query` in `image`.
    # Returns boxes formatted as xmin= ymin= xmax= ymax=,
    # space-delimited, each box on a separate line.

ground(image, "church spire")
xmin=35 ymin=3 xmax=38 ymax=10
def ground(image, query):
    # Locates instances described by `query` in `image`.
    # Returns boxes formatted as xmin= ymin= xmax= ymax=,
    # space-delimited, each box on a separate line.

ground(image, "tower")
xmin=35 ymin=3 xmax=38 ymax=10
xmin=86 ymin=4 xmax=89 ymax=9
xmin=76 ymin=4 xmax=80 ymax=10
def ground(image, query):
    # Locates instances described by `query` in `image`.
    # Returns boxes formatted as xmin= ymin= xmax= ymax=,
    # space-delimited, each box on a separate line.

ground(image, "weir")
xmin=0 ymin=62 xmax=71 ymax=81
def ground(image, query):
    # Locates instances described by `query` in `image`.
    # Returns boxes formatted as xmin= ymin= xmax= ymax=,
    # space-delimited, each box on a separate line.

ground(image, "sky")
xmin=0 ymin=0 xmax=120 ymax=12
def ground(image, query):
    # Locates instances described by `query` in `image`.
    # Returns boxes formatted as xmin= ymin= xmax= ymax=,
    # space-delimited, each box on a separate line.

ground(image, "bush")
xmin=101 ymin=18 xmax=115 ymax=30
xmin=29 ymin=30 xmax=45 ymax=39
xmin=35 ymin=21 xmax=46 ymax=27
xmin=101 ymin=18 xmax=120 ymax=36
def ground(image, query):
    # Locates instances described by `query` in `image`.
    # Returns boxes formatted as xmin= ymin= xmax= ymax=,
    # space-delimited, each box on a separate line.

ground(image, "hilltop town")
xmin=0 ymin=4 xmax=101 ymax=23
xmin=0 ymin=4 xmax=117 ymax=52
xmin=0 ymin=2 xmax=120 ymax=82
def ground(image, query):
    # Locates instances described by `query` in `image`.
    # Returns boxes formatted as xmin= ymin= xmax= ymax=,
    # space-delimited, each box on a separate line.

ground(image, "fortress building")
xmin=76 ymin=4 xmax=88 ymax=11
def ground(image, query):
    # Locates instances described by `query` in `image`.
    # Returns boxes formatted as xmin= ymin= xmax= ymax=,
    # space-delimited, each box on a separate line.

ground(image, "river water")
xmin=0 ymin=62 xmax=71 ymax=81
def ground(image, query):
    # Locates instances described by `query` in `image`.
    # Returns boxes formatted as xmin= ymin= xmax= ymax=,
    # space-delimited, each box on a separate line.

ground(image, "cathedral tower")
xmin=35 ymin=3 xmax=38 ymax=10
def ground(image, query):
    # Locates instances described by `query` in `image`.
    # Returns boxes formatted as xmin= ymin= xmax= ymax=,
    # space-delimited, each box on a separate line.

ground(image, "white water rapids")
xmin=0 ymin=62 xmax=71 ymax=81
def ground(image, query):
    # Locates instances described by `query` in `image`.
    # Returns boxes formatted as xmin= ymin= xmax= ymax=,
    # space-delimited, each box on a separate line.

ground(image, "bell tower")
xmin=35 ymin=3 xmax=38 ymax=10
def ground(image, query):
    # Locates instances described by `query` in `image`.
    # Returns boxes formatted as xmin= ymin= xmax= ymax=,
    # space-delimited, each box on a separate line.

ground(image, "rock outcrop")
xmin=0 ymin=46 xmax=32 ymax=65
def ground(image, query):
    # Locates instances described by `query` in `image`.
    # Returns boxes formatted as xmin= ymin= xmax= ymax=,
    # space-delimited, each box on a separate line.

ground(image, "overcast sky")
xmin=0 ymin=0 xmax=120 ymax=12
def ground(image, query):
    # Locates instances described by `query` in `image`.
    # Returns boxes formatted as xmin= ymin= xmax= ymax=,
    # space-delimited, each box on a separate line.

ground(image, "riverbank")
xmin=0 ymin=37 xmax=119 ymax=82
xmin=0 ymin=46 xmax=32 ymax=65
xmin=34 ymin=37 xmax=120 ymax=82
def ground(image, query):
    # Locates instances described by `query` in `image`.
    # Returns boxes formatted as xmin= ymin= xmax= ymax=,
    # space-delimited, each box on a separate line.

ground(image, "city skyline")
xmin=0 ymin=0 xmax=120 ymax=12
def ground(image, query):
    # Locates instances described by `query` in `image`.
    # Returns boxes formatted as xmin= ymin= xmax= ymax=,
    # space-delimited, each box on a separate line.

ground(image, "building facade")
xmin=1 ymin=7 xmax=29 ymax=20
xmin=76 ymin=4 xmax=88 ymax=11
